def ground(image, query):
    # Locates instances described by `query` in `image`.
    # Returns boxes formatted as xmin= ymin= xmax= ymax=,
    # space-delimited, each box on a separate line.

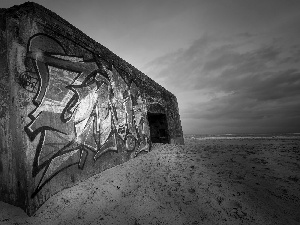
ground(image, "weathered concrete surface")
xmin=0 ymin=7 xmax=28 ymax=212
xmin=0 ymin=2 xmax=184 ymax=215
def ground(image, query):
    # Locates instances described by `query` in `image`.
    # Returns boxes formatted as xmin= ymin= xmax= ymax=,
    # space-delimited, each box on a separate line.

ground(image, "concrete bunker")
xmin=0 ymin=2 xmax=184 ymax=216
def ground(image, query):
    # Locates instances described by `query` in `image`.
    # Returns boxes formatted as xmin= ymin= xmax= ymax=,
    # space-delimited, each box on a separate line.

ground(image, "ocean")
xmin=184 ymin=133 xmax=300 ymax=140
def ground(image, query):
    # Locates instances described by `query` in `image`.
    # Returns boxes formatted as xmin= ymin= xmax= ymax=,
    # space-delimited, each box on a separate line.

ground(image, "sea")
xmin=184 ymin=133 xmax=300 ymax=140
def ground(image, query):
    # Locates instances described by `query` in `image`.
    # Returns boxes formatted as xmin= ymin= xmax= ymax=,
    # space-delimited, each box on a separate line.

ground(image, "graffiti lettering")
xmin=21 ymin=34 xmax=150 ymax=197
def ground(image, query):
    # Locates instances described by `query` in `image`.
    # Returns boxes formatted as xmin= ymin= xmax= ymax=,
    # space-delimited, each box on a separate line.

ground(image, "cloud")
xmin=142 ymin=35 xmax=220 ymax=92
xmin=143 ymin=33 xmax=300 ymax=134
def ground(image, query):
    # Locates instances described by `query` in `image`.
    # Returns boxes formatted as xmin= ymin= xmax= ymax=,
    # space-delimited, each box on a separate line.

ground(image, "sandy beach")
xmin=1 ymin=137 xmax=299 ymax=225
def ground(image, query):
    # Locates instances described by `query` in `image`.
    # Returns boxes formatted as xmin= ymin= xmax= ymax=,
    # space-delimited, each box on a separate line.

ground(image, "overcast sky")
xmin=3 ymin=0 xmax=300 ymax=134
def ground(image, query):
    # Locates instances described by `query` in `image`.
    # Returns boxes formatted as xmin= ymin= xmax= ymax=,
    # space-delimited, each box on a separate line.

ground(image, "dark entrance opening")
xmin=147 ymin=113 xmax=169 ymax=143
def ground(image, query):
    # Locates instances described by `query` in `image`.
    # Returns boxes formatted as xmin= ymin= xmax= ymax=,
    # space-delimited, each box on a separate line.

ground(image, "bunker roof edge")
xmin=5 ymin=1 xmax=176 ymax=99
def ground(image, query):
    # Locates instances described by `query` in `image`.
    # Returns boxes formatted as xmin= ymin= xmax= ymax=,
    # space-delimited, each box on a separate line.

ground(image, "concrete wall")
xmin=0 ymin=2 xmax=184 ymax=215
xmin=0 ymin=7 xmax=29 ymax=212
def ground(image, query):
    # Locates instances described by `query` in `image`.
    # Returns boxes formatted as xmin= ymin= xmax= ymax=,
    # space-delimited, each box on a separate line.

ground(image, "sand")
xmin=0 ymin=137 xmax=299 ymax=225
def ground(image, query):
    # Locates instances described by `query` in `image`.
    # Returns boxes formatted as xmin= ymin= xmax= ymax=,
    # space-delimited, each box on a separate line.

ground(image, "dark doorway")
xmin=147 ymin=113 xmax=169 ymax=143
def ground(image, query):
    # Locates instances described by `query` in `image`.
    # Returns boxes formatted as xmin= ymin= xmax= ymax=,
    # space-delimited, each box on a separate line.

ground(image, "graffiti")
xmin=22 ymin=34 xmax=150 ymax=197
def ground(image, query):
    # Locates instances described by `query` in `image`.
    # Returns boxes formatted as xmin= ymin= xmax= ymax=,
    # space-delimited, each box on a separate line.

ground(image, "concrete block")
xmin=0 ymin=2 xmax=184 ymax=215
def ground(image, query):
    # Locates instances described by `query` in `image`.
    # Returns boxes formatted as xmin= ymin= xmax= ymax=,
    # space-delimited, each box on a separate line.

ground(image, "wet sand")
xmin=1 ymin=137 xmax=299 ymax=224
